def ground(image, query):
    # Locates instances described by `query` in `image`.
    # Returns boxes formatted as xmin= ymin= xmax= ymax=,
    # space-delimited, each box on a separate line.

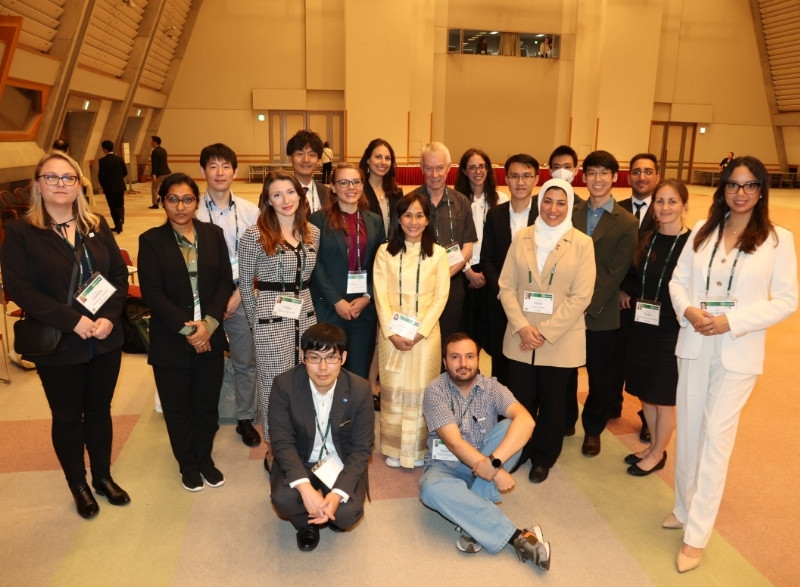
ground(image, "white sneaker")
xmin=385 ymin=456 xmax=401 ymax=468
xmin=456 ymin=530 xmax=482 ymax=553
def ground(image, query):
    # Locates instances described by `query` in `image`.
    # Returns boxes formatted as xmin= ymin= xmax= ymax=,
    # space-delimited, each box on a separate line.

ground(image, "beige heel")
xmin=662 ymin=513 xmax=684 ymax=529
xmin=676 ymin=550 xmax=701 ymax=573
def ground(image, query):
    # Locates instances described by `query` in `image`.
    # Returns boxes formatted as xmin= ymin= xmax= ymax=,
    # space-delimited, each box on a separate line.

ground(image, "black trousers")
xmin=608 ymin=306 xmax=634 ymax=415
xmin=439 ymin=273 xmax=466 ymax=352
xmin=580 ymin=329 xmax=618 ymax=436
xmin=507 ymin=358 xmax=571 ymax=468
xmin=104 ymin=190 xmax=125 ymax=230
xmin=327 ymin=316 xmax=376 ymax=380
xmin=37 ymin=348 xmax=122 ymax=489
xmin=486 ymin=297 xmax=510 ymax=385
xmin=153 ymin=352 xmax=224 ymax=474
xmin=270 ymin=460 xmax=366 ymax=530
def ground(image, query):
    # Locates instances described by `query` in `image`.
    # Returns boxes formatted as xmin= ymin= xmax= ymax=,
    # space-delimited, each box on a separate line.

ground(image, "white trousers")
xmin=673 ymin=335 xmax=757 ymax=548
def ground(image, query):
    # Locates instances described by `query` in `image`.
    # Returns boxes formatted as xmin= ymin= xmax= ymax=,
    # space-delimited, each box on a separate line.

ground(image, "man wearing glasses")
xmin=268 ymin=323 xmax=374 ymax=552
xmin=570 ymin=150 xmax=638 ymax=457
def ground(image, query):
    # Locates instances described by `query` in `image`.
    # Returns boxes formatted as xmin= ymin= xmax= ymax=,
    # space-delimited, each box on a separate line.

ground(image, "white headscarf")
xmin=533 ymin=178 xmax=575 ymax=273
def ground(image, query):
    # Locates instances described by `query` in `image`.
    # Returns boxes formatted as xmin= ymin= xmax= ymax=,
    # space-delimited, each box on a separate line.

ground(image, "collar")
xmin=445 ymin=373 xmax=484 ymax=398
xmin=632 ymin=195 xmax=651 ymax=207
xmin=309 ymin=377 xmax=338 ymax=398
xmin=203 ymin=191 xmax=235 ymax=212
xmin=589 ymin=197 xmax=615 ymax=213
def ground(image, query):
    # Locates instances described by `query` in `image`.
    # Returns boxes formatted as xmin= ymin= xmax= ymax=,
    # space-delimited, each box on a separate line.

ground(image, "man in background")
xmin=97 ymin=140 xmax=128 ymax=234
xmin=150 ymin=135 xmax=172 ymax=209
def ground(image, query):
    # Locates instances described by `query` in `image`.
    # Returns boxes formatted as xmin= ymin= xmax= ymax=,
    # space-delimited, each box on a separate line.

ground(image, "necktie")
xmin=634 ymin=201 xmax=645 ymax=219
xmin=303 ymin=187 xmax=309 ymax=194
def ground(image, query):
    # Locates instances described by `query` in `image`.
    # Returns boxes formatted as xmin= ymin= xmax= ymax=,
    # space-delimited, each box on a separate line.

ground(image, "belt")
xmin=257 ymin=280 xmax=311 ymax=292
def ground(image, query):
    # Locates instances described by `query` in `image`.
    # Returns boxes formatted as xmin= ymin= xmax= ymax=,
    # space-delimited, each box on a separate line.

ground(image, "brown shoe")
xmin=581 ymin=435 xmax=601 ymax=456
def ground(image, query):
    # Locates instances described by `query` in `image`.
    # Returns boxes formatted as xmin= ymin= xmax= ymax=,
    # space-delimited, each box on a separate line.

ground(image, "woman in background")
xmin=359 ymin=138 xmax=403 ymax=236
xmin=321 ymin=141 xmax=334 ymax=183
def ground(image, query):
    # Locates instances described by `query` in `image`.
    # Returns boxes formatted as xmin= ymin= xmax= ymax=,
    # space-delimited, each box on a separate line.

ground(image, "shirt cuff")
xmin=289 ymin=478 xmax=310 ymax=489
xmin=331 ymin=488 xmax=349 ymax=503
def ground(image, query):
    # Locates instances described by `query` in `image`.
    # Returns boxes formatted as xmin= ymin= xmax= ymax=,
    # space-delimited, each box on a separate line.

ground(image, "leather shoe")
xmin=296 ymin=525 xmax=320 ymax=551
xmin=624 ymin=453 xmax=642 ymax=465
xmin=638 ymin=409 xmax=651 ymax=443
xmin=564 ymin=425 xmax=576 ymax=437
xmin=92 ymin=478 xmax=131 ymax=505
xmin=72 ymin=484 xmax=100 ymax=519
xmin=581 ymin=435 xmax=601 ymax=456
xmin=236 ymin=419 xmax=261 ymax=447
xmin=529 ymin=465 xmax=550 ymax=483
xmin=627 ymin=451 xmax=667 ymax=476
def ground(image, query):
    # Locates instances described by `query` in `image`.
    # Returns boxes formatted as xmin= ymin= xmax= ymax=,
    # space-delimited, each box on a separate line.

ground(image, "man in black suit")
xmin=287 ymin=130 xmax=330 ymax=214
xmin=481 ymin=154 xmax=539 ymax=384
xmin=269 ymin=323 xmax=374 ymax=552
xmin=149 ymin=135 xmax=172 ymax=209
xmin=97 ymin=140 xmax=128 ymax=233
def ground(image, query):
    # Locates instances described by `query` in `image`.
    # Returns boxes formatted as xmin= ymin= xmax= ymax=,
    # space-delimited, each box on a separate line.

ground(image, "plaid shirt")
xmin=423 ymin=373 xmax=516 ymax=468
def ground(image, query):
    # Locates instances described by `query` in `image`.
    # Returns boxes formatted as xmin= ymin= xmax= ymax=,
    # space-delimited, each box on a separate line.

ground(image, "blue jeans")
xmin=419 ymin=419 xmax=522 ymax=554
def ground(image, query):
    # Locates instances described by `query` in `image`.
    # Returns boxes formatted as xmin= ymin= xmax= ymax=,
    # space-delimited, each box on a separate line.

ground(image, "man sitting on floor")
xmin=418 ymin=332 xmax=551 ymax=571
xmin=269 ymin=323 xmax=374 ymax=552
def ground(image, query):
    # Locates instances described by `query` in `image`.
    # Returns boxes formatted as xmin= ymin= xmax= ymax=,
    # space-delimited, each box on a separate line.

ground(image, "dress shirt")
xmin=586 ymin=197 xmax=616 ymax=236
xmin=196 ymin=192 xmax=260 ymax=279
xmin=301 ymin=182 xmax=322 ymax=213
xmin=631 ymin=196 xmax=651 ymax=227
xmin=470 ymin=193 xmax=509 ymax=264
xmin=509 ymin=202 xmax=532 ymax=239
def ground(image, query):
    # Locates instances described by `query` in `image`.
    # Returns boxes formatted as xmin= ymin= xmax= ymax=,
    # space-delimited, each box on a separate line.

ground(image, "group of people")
xmin=2 ymin=129 xmax=796 ymax=574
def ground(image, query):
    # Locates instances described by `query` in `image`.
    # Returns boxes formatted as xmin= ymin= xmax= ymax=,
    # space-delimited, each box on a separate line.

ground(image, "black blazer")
xmin=97 ymin=153 xmax=128 ymax=194
xmin=618 ymin=197 xmax=656 ymax=297
xmin=1 ymin=216 xmax=128 ymax=365
xmin=269 ymin=364 xmax=374 ymax=497
xmin=308 ymin=209 xmax=385 ymax=324
xmin=363 ymin=181 xmax=403 ymax=231
xmin=481 ymin=201 xmax=538 ymax=299
xmin=138 ymin=220 xmax=232 ymax=367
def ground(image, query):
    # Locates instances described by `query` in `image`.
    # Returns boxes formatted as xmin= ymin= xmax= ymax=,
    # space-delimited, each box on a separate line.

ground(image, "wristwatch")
xmin=489 ymin=454 xmax=502 ymax=469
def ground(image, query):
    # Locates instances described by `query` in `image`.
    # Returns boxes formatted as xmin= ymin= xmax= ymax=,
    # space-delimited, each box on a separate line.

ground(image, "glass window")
xmin=447 ymin=29 xmax=559 ymax=59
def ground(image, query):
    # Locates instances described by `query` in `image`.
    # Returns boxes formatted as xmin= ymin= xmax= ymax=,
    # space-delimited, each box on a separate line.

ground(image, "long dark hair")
xmin=454 ymin=148 xmax=500 ymax=207
xmin=692 ymin=156 xmax=775 ymax=254
xmin=257 ymin=171 xmax=313 ymax=255
xmin=386 ymin=193 xmax=435 ymax=258
xmin=633 ymin=178 xmax=688 ymax=269
xmin=359 ymin=139 xmax=400 ymax=194
xmin=324 ymin=163 xmax=368 ymax=232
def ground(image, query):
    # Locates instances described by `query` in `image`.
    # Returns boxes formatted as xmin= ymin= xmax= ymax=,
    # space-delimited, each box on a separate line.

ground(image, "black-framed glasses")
xmin=466 ymin=164 xmax=487 ymax=173
xmin=37 ymin=173 xmax=79 ymax=186
xmin=724 ymin=181 xmax=760 ymax=195
xmin=304 ymin=353 xmax=343 ymax=365
xmin=164 ymin=195 xmax=197 ymax=206
xmin=334 ymin=179 xmax=362 ymax=188
xmin=630 ymin=168 xmax=656 ymax=177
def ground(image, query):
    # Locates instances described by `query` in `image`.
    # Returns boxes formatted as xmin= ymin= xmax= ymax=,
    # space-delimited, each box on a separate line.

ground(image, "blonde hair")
xmin=25 ymin=151 xmax=100 ymax=233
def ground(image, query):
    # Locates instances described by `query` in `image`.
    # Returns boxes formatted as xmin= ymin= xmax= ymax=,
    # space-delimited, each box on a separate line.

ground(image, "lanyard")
xmin=277 ymin=241 xmax=307 ymax=293
xmin=204 ymin=195 xmax=239 ymax=255
xmin=705 ymin=231 xmax=742 ymax=296
xmin=306 ymin=183 xmax=319 ymax=212
xmin=398 ymin=248 xmax=422 ymax=314
xmin=640 ymin=232 xmax=681 ymax=301
xmin=344 ymin=211 xmax=363 ymax=271
xmin=528 ymin=266 xmax=556 ymax=289
xmin=449 ymin=390 xmax=475 ymax=430
xmin=430 ymin=187 xmax=456 ymax=244
xmin=314 ymin=403 xmax=333 ymax=461
xmin=55 ymin=225 xmax=93 ymax=283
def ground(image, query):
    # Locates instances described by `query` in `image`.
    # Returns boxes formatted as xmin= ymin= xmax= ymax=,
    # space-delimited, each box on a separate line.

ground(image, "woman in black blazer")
xmin=309 ymin=163 xmax=385 ymax=378
xmin=138 ymin=173 xmax=233 ymax=492
xmin=1 ymin=151 xmax=130 ymax=519
xmin=359 ymin=139 xmax=403 ymax=236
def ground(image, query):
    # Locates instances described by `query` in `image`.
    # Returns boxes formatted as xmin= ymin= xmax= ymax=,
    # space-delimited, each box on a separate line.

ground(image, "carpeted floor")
xmin=0 ymin=181 xmax=797 ymax=586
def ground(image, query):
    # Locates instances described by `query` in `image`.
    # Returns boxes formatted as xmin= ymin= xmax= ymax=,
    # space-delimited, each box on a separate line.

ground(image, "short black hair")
xmin=158 ymin=172 xmax=199 ymax=199
xmin=504 ymin=153 xmax=540 ymax=174
xmin=286 ymin=130 xmax=323 ymax=158
xmin=101 ymin=140 xmax=114 ymax=152
xmin=200 ymin=143 xmax=238 ymax=170
xmin=444 ymin=332 xmax=481 ymax=355
xmin=301 ymin=322 xmax=347 ymax=355
xmin=151 ymin=135 xmax=162 ymax=145
xmin=548 ymin=145 xmax=578 ymax=168
xmin=52 ymin=139 xmax=69 ymax=152
xmin=629 ymin=152 xmax=659 ymax=172
xmin=582 ymin=150 xmax=619 ymax=174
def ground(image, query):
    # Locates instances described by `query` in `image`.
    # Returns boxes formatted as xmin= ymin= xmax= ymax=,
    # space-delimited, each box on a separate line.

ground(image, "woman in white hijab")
xmin=498 ymin=178 xmax=596 ymax=483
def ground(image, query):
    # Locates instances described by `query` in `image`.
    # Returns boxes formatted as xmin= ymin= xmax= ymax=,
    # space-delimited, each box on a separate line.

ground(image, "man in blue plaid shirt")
xmin=419 ymin=333 xmax=551 ymax=571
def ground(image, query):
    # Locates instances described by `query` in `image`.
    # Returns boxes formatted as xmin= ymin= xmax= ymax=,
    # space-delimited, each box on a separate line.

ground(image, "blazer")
xmin=269 ymin=364 xmax=374 ymax=498
xmin=1 ymin=216 xmax=128 ymax=365
xmin=499 ymin=226 xmax=596 ymax=367
xmin=311 ymin=181 xmax=331 ymax=210
xmin=481 ymin=200 xmax=539 ymax=299
xmin=308 ymin=209 xmax=385 ymax=324
xmin=138 ymin=220 xmax=233 ymax=367
xmin=670 ymin=220 xmax=798 ymax=374
xmin=97 ymin=153 xmax=128 ymax=195
xmin=363 ymin=181 xmax=403 ymax=230
xmin=618 ymin=196 xmax=656 ymax=235
xmin=150 ymin=145 xmax=171 ymax=177
xmin=572 ymin=199 xmax=638 ymax=331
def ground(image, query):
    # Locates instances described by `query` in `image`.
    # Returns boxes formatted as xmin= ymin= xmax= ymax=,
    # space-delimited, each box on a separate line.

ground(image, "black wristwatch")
xmin=490 ymin=454 xmax=502 ymax=469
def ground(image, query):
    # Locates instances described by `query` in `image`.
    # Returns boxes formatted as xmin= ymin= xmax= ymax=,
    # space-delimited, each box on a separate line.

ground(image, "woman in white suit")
xmin=667 ymin=156 xmax=798 ymax=572
xmin=499 ymin=178 xmax=596 ymax=483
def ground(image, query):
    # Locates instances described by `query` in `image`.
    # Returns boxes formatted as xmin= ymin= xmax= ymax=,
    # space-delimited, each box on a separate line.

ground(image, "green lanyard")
xmin=528 ymin=266 xmax=556 ymax=289
xmin=430 ymin=187 xmax=456 ymax=245
xmin=344 ymin=211 xmax=363 ymax=271
xmin=705 ymin=232 xmax=742 ymax=297
xmin=398 ymin=248 xmax=422 ymax=314
xmin=314 ymin=409 xmax=332 ymax=461
xmin=640 ymin=232 xmax=681 ymax=301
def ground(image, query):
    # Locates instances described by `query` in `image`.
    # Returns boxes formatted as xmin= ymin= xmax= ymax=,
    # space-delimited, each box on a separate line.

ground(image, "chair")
xmin=780 ymin=173 xmax=795 ymax=189
xmin=249 ymin=165 xmax=267 ymax=183
xmin=0 ymin=192 xmax=20 ymax=220
xmin=0 ymin=279 xmax=14 ymax=383
xmin=11 ymin=187 xmax=30 ymax=208
xmin=119 ymin=248 xmax=138 ymax=285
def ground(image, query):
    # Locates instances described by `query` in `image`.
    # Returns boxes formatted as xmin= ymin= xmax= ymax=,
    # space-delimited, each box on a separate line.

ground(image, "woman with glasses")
xmin=2 ymin=151 xmax=130 ymax=518
xmin=666 ymin=156 xmax=797 ymax=572
xmin=359 ymin=139 xmax=403 ymax=235
xmin=139 ymin=173 xmax=233 ymax=491
xmin=239 ymin=171 xmax=320 ymax=467
xmin=454 ymin=149 xmax=508 ymax=347
xmin=373 ymin=193 xmax=450 ymax=468
xmin=309 ymin=163 xmax=385 ymax=378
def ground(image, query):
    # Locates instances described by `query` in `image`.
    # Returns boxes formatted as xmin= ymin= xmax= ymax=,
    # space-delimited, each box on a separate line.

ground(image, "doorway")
xmin=268 ymin=111 xmax=344 ymax=165
xmin=649 ymin=122 xmax=697 ymax=182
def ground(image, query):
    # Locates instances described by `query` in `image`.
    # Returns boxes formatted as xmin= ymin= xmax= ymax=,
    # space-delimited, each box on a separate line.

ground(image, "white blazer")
xmin=669 ymin=220 xmax=798 ymax=374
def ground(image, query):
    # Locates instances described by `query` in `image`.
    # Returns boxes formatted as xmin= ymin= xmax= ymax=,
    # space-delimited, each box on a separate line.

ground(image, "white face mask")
xmin=550 ymin=167 xmax=575 ymax=184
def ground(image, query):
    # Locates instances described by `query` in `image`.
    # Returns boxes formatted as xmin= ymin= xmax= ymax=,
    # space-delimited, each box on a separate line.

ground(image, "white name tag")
xmin=73 ymin=271 xmax=117 ymax=314
xmin=700 ymin=298 xmax=737 ymax=316
xmin=634 ymin=300 xmax=661 ymax=325
xmin=431 ymin=438 xmax=459 ymax=462
xmin=346 ymin=270 xmax=367 ymax=294
xmin=523 ymin=291 xmax=554 ymax=314
xmin=311 ymin=453 xmax=344 ymax=489
xmin=273 ymin=295 xmax=303 ymax=319
xmin=388 ymin=312 xmax=419 ymax=340
xmin=446 ymin=243 xmax=463 ymax=267
xmin=230 ymin=256 xmax=239 ymax=283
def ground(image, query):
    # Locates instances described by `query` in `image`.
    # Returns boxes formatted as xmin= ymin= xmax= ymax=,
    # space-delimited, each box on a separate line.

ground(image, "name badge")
xmin=388 ymin=312 xmax=419 ymax=340
xmin=431 ymin=438 xmax=458 ymax=462
xmin=230 ymin=256 xmax=239 ymax=283
xmin=634 ymin=300 xmax=661 ymax=326
xmin=700 ymin=297 xmax=737 ymax=316
xmin=74 ymin=271 xmax=117 ymax=314
xmin=523 ymin=291 xmax=554 ymax=314
xmin=445 ymin=243 xmax=463 ymax=267
xmin=273 ymin=295 xmax=303 ymax=319
xmin=346 ymin=270 xmax=367 ymax=294
xmin=311 ymin=453 xmax=344 ymax=489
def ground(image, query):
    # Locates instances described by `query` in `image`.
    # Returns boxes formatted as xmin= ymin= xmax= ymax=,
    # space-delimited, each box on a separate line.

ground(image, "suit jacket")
xmin=307 ymin=181 xmax=330 ymax=211
xmin=572 ymin=198 xmax=638 ymax=331
xmin=1 ymin=216 xmax=128 ymax=365
xmin=308 ymin=209 xmax=385 ymax=324
xmin=151 ymin=145 xmax=171 ymax=176
xmin=618 ymin=196 xmax=656 ymax=296
xmin=481 ymin=200 xmax=538 ymax=299
xmin=364 ymin=182 xmax=402 ymax=230
xmin=499 ymin=226 xmax=596 ymax=367
xmin=97 ymin=153 xmax=128 ymax=195
xmin=670 ymin=220 xmax=797 ymax=374
xmin=138 ymin=220 xmax=232 ymax=367
xmin=269 ymin=364 xmax=374 ymax=497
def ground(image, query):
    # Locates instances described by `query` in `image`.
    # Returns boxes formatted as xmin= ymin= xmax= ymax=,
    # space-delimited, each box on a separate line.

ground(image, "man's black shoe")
xmin=236 ymin=419 xmax=261 ymax=447
xmin=296 ymin=525 xmax=320 ymax=551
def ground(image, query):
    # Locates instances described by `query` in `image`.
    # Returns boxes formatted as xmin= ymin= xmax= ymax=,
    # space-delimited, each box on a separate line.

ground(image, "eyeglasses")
xmin=163 ymin=195 xmax=197 ymax=206
xmin=37 ymin=173 xmax=79 ymax=186
xmin=724 ymin=181 xmax=760 ymax=195
xmin=630 ymin=168 xmax=656 ymax=177
xmin=507 ymin=173 xmax=536 ymax=183
xmin=466 ymin=164 xmax=487 ymax=173
xmin=584 ymin=170 xmax=612 ymax=180
xmin=304 ymin=353 xmax=342 ymax=365
xmin=335 ymin=179 xmax=362 ymax=188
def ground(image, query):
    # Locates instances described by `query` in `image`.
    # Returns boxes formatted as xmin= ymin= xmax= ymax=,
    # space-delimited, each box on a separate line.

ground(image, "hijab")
xmin=533 ymin=178 xmax=575 ymax=272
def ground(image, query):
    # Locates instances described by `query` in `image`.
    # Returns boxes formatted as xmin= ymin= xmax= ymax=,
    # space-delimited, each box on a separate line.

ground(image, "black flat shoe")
xmin=296 ymin=525 xmax=320 ymax=551
xmin=72 ymin=484 xmax=100 ymax=519
xmin=624 ymin=453 xmax=642 ymax=465
xmin=627 ymin=452 xmax=667 ymax=476
xmin=92 ymin=477 xmax=131 ymax=506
